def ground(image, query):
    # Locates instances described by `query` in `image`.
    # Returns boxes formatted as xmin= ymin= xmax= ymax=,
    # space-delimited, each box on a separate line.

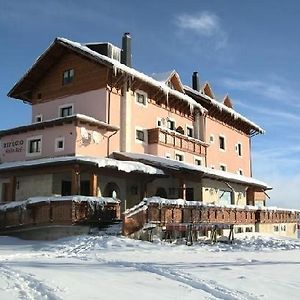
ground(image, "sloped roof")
xmin=184 ymin=85 xmax=265 ymax=134
xmin=8 ymin=38 xmax=206 ymax=114
xmin=0 ymin=155 xmax=165 ymax=176
xmin=113 ymin=152 xmax=271 ymax=190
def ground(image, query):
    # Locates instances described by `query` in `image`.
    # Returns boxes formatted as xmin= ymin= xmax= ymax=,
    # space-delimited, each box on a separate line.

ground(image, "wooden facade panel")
xmin=32 ymin=52 xmax=108 ymax=103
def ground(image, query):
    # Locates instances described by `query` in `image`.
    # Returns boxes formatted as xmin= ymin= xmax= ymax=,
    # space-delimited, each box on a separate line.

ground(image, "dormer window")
xmin=63 ymin=69 xmax=74 ymax=85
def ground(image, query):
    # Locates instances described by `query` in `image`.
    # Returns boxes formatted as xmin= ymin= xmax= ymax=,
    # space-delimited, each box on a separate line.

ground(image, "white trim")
xmin=135 ymin=90 xmax=148 ymax=107
xmin=34 ymin=114 xmax=43 ymax=123
xmin=186 ymin=124 xmax=193 ymax=138
xmin=55 ymin=137 xmax=65 ymax=152
xmin=26 ymin=135 xmax=42 ymax=157
xmin=58 ymin=103 xmax=74 ymax=117
xmin=135 ymin=126 xmax=147 ymax=144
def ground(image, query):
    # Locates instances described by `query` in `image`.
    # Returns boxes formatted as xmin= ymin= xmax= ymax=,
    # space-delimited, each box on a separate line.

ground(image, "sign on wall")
xmin=2 ymin=140 xmax=25 ymax=153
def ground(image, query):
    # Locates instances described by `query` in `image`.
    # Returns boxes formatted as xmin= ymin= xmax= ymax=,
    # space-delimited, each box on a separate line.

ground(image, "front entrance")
xmin=61 ymin=181 xmax=71 ymax=196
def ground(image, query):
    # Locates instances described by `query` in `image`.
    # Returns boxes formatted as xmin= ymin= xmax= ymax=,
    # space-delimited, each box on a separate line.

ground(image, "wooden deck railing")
xmin=147 ymin=128 xmax=207 ymax=155
xmin=123 ymin=202 xmax=299 ymax=236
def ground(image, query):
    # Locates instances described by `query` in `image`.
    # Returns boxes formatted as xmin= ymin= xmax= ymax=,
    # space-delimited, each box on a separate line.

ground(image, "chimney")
xmin=192 ymin=71 xmax=200 ymax=91
xmin=121 ymin=32 xmax=132 ymax=67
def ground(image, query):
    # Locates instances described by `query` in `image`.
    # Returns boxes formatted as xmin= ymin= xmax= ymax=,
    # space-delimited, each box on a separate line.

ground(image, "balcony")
xmin=147 ymin=127 xmax=207 ymax=156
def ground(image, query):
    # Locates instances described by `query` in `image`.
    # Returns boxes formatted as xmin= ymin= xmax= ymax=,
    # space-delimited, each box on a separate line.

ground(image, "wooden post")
xmin=8 ymin=176 xmax=16 ymax=202
xmin=71 ymin=165 xmax=80 ymax=195
xmin=179 ymin=178 xmax=186 ymax=200
xmin=89 ymin=173 xmax=98 ymax=196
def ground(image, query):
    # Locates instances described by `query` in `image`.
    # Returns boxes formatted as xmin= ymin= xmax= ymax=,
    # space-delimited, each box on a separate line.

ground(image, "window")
xmin=59 ymin=104 xmax=73 ymax=117
xmin=194 ymin=158 xmax=202 ymax=166
xmin=167 ymin=119 xmax=175 ymax=130
xmin=274 ymin=225 xmax=279 ymax=232
xmin=220 ymin=165 xmax=227 ymax=171
xmin=157 ymin=119 xmax=162 ymax=127
xmin=34 ymin=115 xmax=42 ymax=123
xmin=175 ymin=153 xmax=183 ymax=161
xmin=136 ymin=91 xmax=147 ymax=106
xmin=239 ymin=169 xmax=243 ymax=175
xmin=63 ymin=69 xmax=74 ymax=85
xmin=165 ymin=153 xmax=171 ymax=159
xmin=209 ymin=135 xmax=214 ymax=143
xmin=186 ymin=126 xmax=193 ymax=137
xmin=237 ymin=143 xmax=242 ymax=156
xmin=219 ymin=136 xmax=225 ymax=150
xmin=26 ymin=136 xmax=42 ymax=156
xmin=55 ymin=137 xmax=65 ymax=152
xmin=136 ymin=129 xmax=145 ymax=141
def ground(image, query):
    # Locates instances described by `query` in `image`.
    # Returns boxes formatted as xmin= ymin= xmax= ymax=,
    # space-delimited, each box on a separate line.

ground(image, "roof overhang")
xmin=113 ymin=152 xmax=272 ymax=190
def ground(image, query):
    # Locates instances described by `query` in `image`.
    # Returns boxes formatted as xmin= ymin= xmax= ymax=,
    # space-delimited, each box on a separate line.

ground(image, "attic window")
xmin=63 ymin=69 xmax=74 ymax=85
xmin=136 ymin=91 xmax=147 ymax=106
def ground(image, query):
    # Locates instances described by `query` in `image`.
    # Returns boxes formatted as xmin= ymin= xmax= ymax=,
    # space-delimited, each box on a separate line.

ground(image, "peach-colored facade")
xmin=32 ymin=89 xmax=107 ymax=123
xmin=205 ymin=116 xmax=251 ymax=176
xmin=0 ymin=123 xmax=109 ymax=163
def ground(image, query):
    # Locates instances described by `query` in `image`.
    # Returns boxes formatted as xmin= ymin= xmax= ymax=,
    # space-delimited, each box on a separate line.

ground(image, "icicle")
xmin=113 ymin=65 xmax=118 ymax=76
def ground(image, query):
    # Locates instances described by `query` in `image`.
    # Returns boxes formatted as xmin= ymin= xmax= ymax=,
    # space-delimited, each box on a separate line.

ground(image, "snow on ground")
xmin=0 ymin=231 xmax=299 ymax=300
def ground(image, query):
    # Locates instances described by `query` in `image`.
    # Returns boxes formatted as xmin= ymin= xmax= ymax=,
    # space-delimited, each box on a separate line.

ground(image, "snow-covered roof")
xmin=57 ymin=38 xmax=206 ymax=113
xmin=124 ymin=197 xmax=300 ymax=217
xmin=0 ymin=114 xmax=119 ymax=137
xmin=0 ymin=195 xmax=119 ymax=211
xmin=150 ymin=70 xmax=176 ymax=82
xmin=184 ymin=85 xmax=265 ymax=134
xmin=9 ymin=37 xmax=206 ymax=114
xmin=113 ymin=152 xmax=271 ymax=190
xmin=0 ymin=156 xmax=165 ymax=176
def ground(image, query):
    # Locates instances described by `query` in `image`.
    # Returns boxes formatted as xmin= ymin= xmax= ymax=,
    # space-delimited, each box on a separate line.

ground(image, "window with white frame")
xmin=34 ymin=115 xmax=43 ymax=123
xmin=219 ymin=135 xmax=225 ymax=150
xmin=135 ymin=91 xmax=147 ymax=106
xmin=236 ymin=143 xmax=242 ymax=156
xmin=136 ymin=129 xmax=145 ymax=142
xmin=186 ymin=126 xmax=193 ymax=138
xmin=175 ymin=153 xmax=183 ymax=161
xmin=62 ymin=69 xmax=74 ymax=85
xmin=209 ymin=134 xmax=214 ymax=143
xmin=167 ymin=119 xmax=175 ymax=130
xmin=194 ymin=157 xmax=202 ymax=166
xmin=26 ymin=136 xmax=42 ymax=156
xmin=55 ymin=137 xmax=65 ymax=152
xmin=59 ymin=104 xmax=73 ymax=117
xmin=220 ymin=164 xmax=227 ymax=171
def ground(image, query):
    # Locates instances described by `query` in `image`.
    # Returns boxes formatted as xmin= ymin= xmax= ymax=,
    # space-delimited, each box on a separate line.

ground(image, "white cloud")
xmin=175 ymin=11 xmax=227 ymax=49
xmin=176 ymin=11 xmax=220 ymax=35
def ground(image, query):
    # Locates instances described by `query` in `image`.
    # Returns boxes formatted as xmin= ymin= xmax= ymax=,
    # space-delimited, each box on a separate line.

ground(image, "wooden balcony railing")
xmin=147 ymin=128 xmax=207 ymax=155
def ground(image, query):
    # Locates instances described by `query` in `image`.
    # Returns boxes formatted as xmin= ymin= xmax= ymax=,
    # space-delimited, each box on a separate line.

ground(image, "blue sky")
xmin=1 ymin=0 xmax=300 ymax=208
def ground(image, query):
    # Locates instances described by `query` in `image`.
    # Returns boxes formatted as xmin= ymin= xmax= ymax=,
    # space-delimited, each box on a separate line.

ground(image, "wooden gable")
xmin=202 ymin=82 xmax=215 ymax=99
xmin=223 ymin=95 xmax=234 ymax=109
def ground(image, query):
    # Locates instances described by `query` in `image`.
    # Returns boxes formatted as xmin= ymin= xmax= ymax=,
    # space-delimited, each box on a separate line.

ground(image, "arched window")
xmin=103 ymin=182 xmax=121 ymax=199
